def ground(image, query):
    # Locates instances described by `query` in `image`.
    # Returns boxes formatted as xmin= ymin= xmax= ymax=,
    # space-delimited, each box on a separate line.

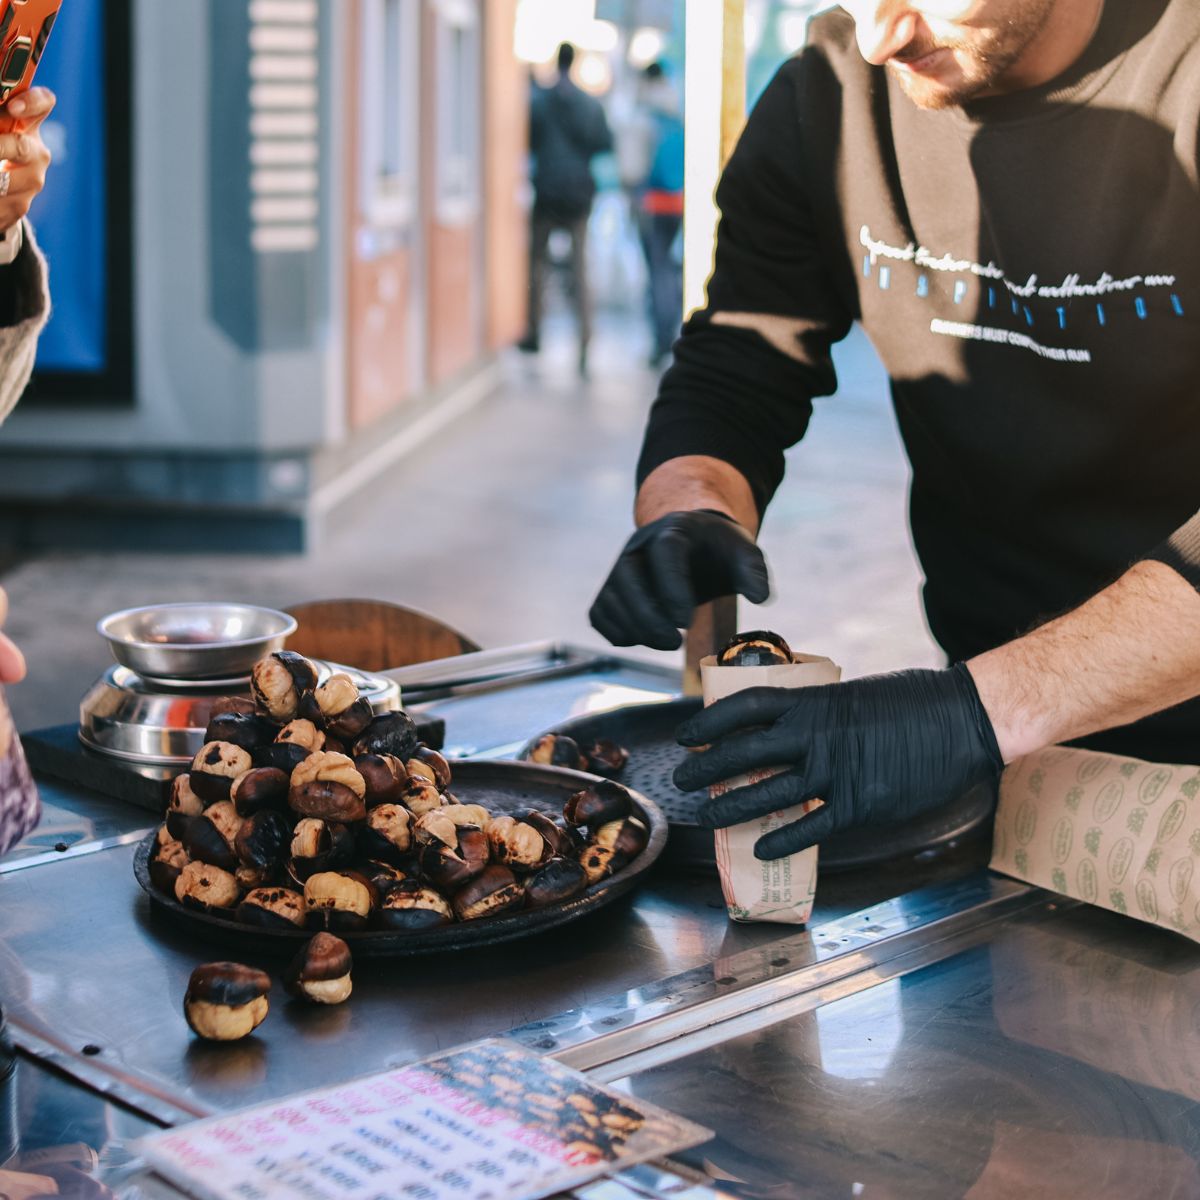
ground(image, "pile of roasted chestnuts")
xmin=150 ymin=649 xmax=650 ymax=938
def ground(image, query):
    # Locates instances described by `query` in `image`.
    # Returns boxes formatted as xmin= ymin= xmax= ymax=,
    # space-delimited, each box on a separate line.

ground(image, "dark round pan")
xmin=134 ymin=759 xmax=666 ymax=958
xmin=519 ymin=699 xmax=993 ymax=872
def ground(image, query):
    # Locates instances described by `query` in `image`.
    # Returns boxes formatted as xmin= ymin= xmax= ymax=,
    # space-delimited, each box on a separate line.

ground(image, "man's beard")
xmin=888 ymin=0 xmax=1059 ymax=109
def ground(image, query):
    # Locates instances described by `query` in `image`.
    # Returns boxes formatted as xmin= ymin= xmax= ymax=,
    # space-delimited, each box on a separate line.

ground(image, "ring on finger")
xmin=0 ymin=171 xmax=11 ymax=197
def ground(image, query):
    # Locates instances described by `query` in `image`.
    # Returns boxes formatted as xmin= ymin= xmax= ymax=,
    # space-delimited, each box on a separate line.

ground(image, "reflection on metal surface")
xmin=609 ymin=904 xmax=1200 ymax=1200
xmin=0 ymin=829 xmax=152 ymax=876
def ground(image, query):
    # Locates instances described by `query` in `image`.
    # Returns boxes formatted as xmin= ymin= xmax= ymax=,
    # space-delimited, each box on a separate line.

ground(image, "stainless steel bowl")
xmin=97 ymin=602 xmax=298 ymax=682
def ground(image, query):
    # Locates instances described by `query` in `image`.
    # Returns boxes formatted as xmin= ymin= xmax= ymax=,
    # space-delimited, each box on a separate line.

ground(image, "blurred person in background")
xmin=0 ymin=84 xmax=57 ymax=859
xmin=631 ymin=61 xmax=684 ymax=369
xmin=518 ymin=42 xmax=613 ymax=377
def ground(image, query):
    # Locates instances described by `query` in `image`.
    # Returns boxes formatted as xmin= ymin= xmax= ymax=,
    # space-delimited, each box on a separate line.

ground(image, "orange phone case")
xmin=0 ymin=0 xmax=61 ymax=106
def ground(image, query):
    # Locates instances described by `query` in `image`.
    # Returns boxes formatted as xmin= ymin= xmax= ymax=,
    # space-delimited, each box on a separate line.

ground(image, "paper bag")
xmin=700 ymin=652 xmax=841 ymax=924
xmin=991 ymin=745 xmax=1200 ymax=943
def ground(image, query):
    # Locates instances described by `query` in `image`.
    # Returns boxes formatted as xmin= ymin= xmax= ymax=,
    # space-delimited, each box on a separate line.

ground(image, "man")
xmin=519 ymin=43 xmax=613 ymax=377
xmin=589 ymin=0 xmax=1200 ymax=861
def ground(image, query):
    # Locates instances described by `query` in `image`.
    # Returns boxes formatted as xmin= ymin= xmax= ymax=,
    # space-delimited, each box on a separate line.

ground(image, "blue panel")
xmin=30 ymin=0 xmax=107 ymax=372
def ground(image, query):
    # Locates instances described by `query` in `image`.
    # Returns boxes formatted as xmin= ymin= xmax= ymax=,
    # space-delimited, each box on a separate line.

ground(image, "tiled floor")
xmin=1 ymin=312 xmax=940 ymax=733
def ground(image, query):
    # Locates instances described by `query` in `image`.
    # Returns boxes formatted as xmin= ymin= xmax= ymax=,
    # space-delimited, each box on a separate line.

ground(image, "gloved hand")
xmin=589 ymin=510 xmax=770 ymax=650
xmin=673 ymin=664 xmax=1003 ymax=859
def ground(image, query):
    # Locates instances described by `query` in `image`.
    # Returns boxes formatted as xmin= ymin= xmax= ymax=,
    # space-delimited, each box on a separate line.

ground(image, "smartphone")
xmin=0 ymin=0 xmax=61 ymax=107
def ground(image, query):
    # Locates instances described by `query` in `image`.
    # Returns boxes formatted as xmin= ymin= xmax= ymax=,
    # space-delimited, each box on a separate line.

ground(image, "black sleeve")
xmin=636 ymin=56 xmax=855 ymax=518
xmin=0 ymin=231 xmax=44 ymax=328
xmin=1145 ymin=510 xmax=1200 ymax=590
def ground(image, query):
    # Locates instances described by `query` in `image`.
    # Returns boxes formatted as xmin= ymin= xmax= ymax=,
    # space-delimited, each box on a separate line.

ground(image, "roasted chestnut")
xmin=176 ymin=860 xmax=241 ymax=910
xmin=522 ymin=810 xmax=574 ymax=857
xmin=290 ymin=780 xmax=366 ymax=824
xmin=184 ymin=962 xmax=271 ymax=1041
xmin=208 ymin=695 xmax=258 ymax=718
xmin=352 ymin=711 xmax=419 ymax=761
xmin=189 ymin=742 xmax=254 ymax=804
xmin=526 ymin=856 xmax=588 ymax=907
xmin=252 ymin=742 xmax=313 ymax=776
xmin=375 ymin=881 xmax=454 ymax=930
xmin=177 ymin=801 xmax=241 ymax=871
xmin=168 ymin=772 xmax=205 ymax=818
xmin=358 ymin=803 xmax=412 ymax=864
xmin=284 ymin=933 xmax=353 ymax=1005
xmin=315 ymin=675 xmax=374 ymax=740
xmin=400 ymin=777 xmax=444 ymax=817
xmin=716 ymin=629 xmax=793 ymax=667
xmin=578 ymin=842 xmax=617 ymax=885
xmin=236 ymin=865 xmax=274 ymax=891
xmin=287 ymin=818 xmax=354 ymax=882
xmin=237 ymin=886 xmax=307 ymax=929
xmin=563 ymin=780 xmax=633 ymax=828
xmin=360 ymin=860 xmax=408 ymax=897
xmin=525 ymin=733 xmax=587 ymax=771
xmin=355 ymin=753 xmax=408 ymax=807
xmin=150 ymin=834 xmax=190 ymax=896
xmin=252 ymin=651 xmax=319 ymax=721
xmin=290 ymin=751 xmax=366 ymax=799
xmin=419 ymin=825 xmax=489 ymax=891
xmin=407 ymin=746 xmax=452 ymax=791
xmin=231 ymin=766 xmax=290 ymax=816
xmin=235 ymin=809 xmax=291 ymax=874
xmin=488 ymin=815 xmax=552 ymax=871
xmin=276 ymin=719 xmax=325 ymax=752
xmin=583 ymin=739 xmax=629 ymax=777
xmin=452 ymin=865 xmax=525 ymax=921
xmin=412 ymin=808 xmax=459 ymax=847
xmin=204 ymin=711 xmax=278 ymax=752
xmin=442 ymin=803 xmax=492 ymax=830
xmin=303 ymin=871 xmax=376 ymax=931
xmin=579 ymin=816 xmax=649 ymax=882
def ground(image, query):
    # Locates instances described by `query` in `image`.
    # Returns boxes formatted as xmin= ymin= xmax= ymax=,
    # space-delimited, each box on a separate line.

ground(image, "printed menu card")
xmin=137 ymin=1039 xmax=710 ymax=1200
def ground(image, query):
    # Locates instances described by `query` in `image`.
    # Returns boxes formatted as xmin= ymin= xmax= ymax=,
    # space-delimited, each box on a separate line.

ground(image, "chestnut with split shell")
xmin=419 ymin=824 xmax=489 ymax=891
xmin=276 ymin=719 xmax=325 ymax=752
xmin=525 ymin=733 xmax=587 ymax=771
xmin=169 ymin=773 xmax=204 ymax=818
xmin=252 ymin=742 xmax=312 ymax=777
xmin=204 ymin=711 xmax=278 ymax=752
xmin=563 ymin=780 xmax=633 ymax=829
xmin=284 ymin=932 xmax=353 ymax=1005
xmin=252 ymin=650 xmax=319 ymax=722
xmin=235 ymin=809 xmax=291 ymax=874
xmin=150 ymin=834 xmax=190 ymax=895
xmin=526 ymin=856 xmax=588 ymax=908
xmin=716 ymin=629 xmax=794 ymax=667
xmin=407 ymin=746 xmax=452 ymax=791
xmin=231 ymin=766 xmax=289 ymax=816
xmin=237 ymin=886 xmax=307 ymax=929
xmin=359 ymin=803 xmax=412 ymax=864
xmin=375 ymin=881 xmax=454 ymax=930
xmin=189 ymin=742 xmax=254 ymax=804
xmin=400 ymin=777 xmax=444 ymax=817
xmin=176 ymin=860 xmax=241 ymax=910
xmin=488 ymin=815 xmax=552 ymax=871
xmin=289 ymin=751 xmax=366 ymax=800
xmin=303 ymin=871 xmax=376 ymax=931
xmin=184 ymin=962 xmax=271 ymax=1041
xmin=355 ymin=753 xmax=408 ymax=807
xmin=352 ymin=711 xmax=419 ymax=762
xmin=177 ymin=802 xmax=241 ymax=871
xmin=452 ymin=865 xmax=526 ymax=921
xmin=290 ymin=780 xmax=366 ymax=824
xmin=584 ymin=739 xmax=630 ymax=777
xmin=287 ymin=818 xmax=354 ymax=883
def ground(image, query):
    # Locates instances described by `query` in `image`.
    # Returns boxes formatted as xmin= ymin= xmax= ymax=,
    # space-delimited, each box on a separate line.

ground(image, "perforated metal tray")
xmin=521 ymin=699 xmax=994 ymax=872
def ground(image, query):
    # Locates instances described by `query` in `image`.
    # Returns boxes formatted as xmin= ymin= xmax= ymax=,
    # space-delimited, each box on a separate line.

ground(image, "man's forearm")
xmin=967 ymin=560 xmax=1200 ymax=761
xmin=634 ymin=455 xmax=760 ymax=533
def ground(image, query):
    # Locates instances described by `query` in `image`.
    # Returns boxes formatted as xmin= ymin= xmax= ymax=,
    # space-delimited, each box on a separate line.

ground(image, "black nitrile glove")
xmin=673 ymin=664 xmax=1003 ymax=860
xmin=589 ymin=510 xmax=770 ymax=650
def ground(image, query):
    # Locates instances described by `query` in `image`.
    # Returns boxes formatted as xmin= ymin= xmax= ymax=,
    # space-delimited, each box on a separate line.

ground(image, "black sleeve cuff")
xmin=0 ymin=231 xmax=45 ymax=328
xmin=1145 ymin=510 xmax=1200 ymax=590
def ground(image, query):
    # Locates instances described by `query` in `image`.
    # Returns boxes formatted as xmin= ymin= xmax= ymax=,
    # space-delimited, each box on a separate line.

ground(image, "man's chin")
xmin=888 ymin=62 xmax=981 ymax=110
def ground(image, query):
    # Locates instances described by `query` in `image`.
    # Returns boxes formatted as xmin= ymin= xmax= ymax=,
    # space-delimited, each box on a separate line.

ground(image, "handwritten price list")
xmin=138 ymin=1040 xmax=709 ymax=1200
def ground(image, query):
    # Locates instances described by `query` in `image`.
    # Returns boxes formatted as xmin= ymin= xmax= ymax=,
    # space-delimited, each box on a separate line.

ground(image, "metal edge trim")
xmin=0 ymin=828 xmax=155 ymax=875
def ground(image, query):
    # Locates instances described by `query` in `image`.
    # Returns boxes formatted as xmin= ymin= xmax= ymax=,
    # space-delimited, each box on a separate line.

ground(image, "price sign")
xmin=138 ymin=1039 xmax=710 ymax=1200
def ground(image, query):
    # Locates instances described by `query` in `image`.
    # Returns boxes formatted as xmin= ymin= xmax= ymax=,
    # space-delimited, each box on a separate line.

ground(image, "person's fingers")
xmin=729 ymin=539 xmax=771 ymax=604
xmin=753 ymin=800 xmax=838 ymax=860
xmin=0 ymin=632 xmax=25 ymax=684
xmin=0 ymin=131 xmax=45 ymax=166
xmin=589 ymin=582 xmax=681 ymax=650
xmin=675 ymin=725 xmax=803 ymax=792
xmin=694 ymin=768 xmax=819 ymax=828
xmin=676 ymin=686 xmax=799 ymax=746
xmin=4 ymin=88 xmax=55 ymax=128
xmin=605 ymin=555 xmax=684 ymax=650
xmin=643 ymin=526 xmax=697 ymax=628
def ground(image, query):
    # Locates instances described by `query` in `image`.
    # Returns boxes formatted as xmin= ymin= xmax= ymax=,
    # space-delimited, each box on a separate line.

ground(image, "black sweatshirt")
xmin=638 ymin=0 xmax=1200 ymax=763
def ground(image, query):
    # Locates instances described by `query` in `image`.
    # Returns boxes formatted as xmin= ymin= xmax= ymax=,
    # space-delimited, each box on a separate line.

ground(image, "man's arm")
xmin=634 ymin=455 xmax=760 ymax=533
xmin=969 ymin=559 xmax=1200 ymax=761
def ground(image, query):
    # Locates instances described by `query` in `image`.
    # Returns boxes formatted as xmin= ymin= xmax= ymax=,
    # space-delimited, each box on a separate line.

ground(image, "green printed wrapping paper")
xmin=991 ymin=745 xmax=1200 ymax=941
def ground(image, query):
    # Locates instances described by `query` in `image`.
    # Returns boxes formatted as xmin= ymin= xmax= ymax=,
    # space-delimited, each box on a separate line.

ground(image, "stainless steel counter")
xmin=2 ymin=643 xmax=1197 ymax=1198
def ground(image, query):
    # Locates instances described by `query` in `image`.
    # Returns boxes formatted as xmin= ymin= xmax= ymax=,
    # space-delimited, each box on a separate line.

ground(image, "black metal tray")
xmin=521 ymin=699 xmax=993 ymax=872
xmin=133 ymin=760 xmax=667 ymax=957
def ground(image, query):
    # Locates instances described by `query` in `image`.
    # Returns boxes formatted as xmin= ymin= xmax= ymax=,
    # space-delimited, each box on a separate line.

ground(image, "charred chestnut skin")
xmin=231 ymin=767 xmax=290 ymax=816
xmin=408 ymin=746 xmax=452 ymax=791
xmin=584 ymin=739 xmax=629 ymax=777
xmin=358 ymin=803 xmax=412 ymax=865
xmin=291 ymin=780 xmax=367 ymax=824
xmin=184 ymin=962 xmax=271 ymax=1041
xmin=284 ymin=933 xmax=353 ymax=1004
xmin=177 ymin=812 xmax=239 ymax=872
xmin=287 ymin=819 xmax=355 ymax=883
xmin=303 ymin=871 xmax=377 ymax=931
xmin=252 ymin=742 xmax=313 ymax=777
xmin=419 ymin=825 xmax=490 ymax=891
xmin=204 ymin=711 xmax=279 ymax=752
xmin=525 ymin=734 xmax=587 ymax=771
xmin=452 ymin=865 xmax=526 ymax=921
xmin=235 ymin=809 xmax=291 ymax=873
xmin=237 ymin=886 xmax=307 ymax=929
xmin=189 ymin=742 xmax=254 ymax=804
xmin=150 ymin=836 xmax=190 ymax=896
xmin=176 ymin=860 xmax=241 ymax=910
xmin=522 ymin=810 xmax=573 ymax=858
xmin=716 ymin=629 xmax=793 ymax=667
xmin=360 ymin=860 xmax=408 ymax=898
xmin=563 ymin=780 xmax=633 ymax=828
xmin=374 ymin=881 xmax=454 ymax=930
xmin=526 ymin=857 xmax=588 ymax=907
xmin=355 ymin=753 xmax=408 ymax=807
xmin=326 ymin=697 xmax=374 ymax=742
xmin=352 ymin=710 xmax=419 ymax=761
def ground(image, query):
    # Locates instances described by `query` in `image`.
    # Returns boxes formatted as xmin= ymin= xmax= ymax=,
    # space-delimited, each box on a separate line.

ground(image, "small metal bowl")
xmin=98 ymin=602 xmax=298 ymax=682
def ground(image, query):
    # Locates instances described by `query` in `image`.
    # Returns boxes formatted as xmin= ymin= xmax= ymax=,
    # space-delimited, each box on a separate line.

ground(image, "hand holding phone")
xmin=0 ymin=0 xmax=61 ymax=110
